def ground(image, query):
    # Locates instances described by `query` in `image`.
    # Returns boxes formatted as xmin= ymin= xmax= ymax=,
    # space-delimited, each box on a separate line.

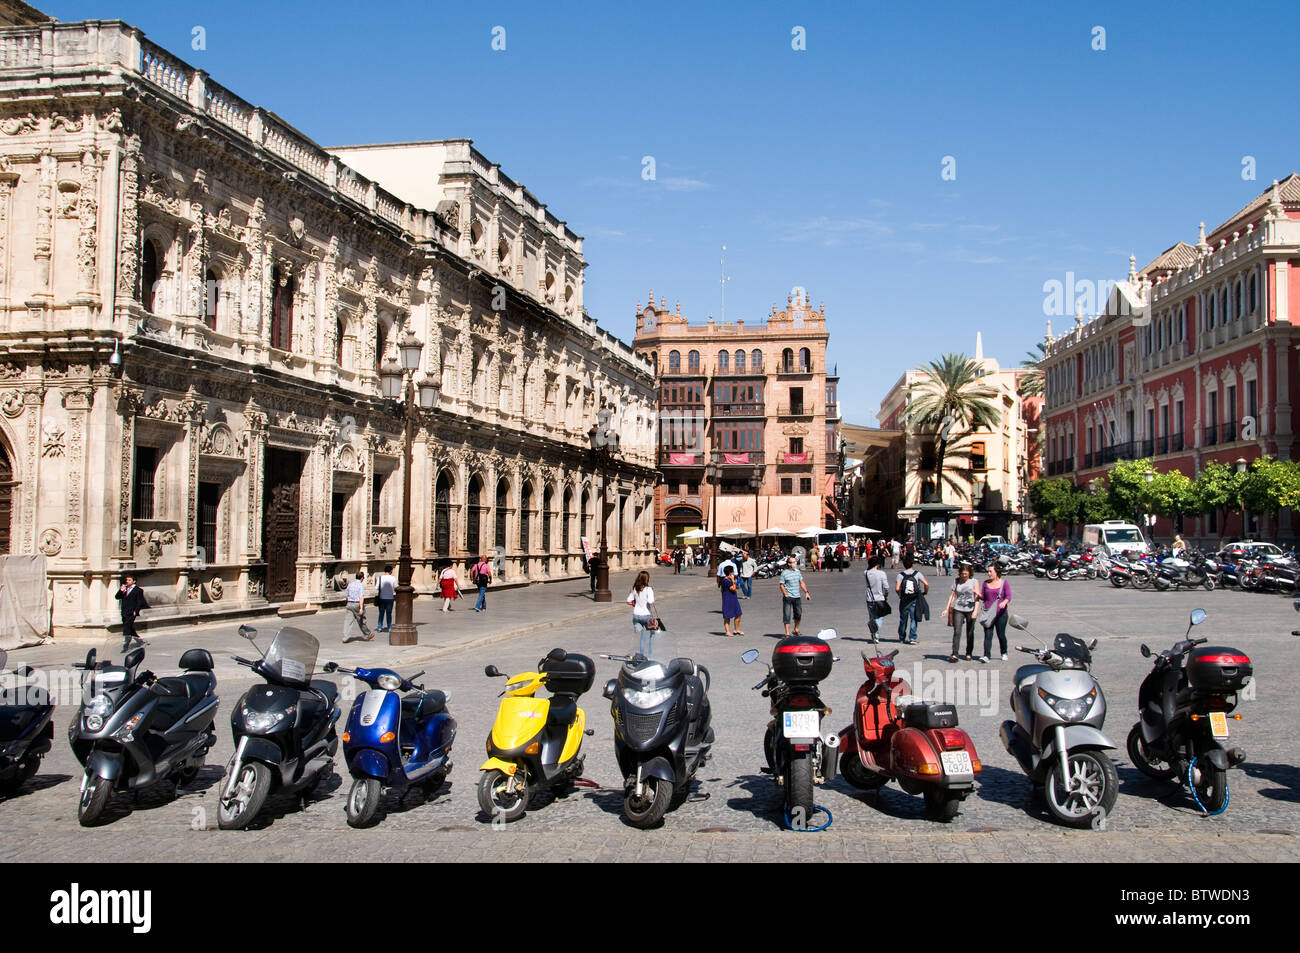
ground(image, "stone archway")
xmin=0 ymin=440 xmax=14 ymax=555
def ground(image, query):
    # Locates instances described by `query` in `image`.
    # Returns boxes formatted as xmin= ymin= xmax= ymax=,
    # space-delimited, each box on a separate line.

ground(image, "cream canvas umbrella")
xmin=677 ymin=528 xmax=712 ymax=540
xmin=717 ymin=528 xmax=752 ymax=538
xmin=760 ymin=527 xmax=795 ymax=536
xmin=796 ymin=526 xmax=827 ymax=537
xmin=841 ymin=525 xmax=880 ymax=534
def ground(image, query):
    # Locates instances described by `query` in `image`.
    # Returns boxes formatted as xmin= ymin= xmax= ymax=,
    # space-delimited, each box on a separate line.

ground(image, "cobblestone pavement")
xmin=4 ymin=563 xmax=1299 ymax=862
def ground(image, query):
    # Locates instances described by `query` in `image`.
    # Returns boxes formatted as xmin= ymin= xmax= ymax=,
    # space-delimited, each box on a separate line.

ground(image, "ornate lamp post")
xmin=588 ymin=415 xmax=620 ymax=603
xmin=705 ymin=458 xmax=719 ymax=577
xmin=750 ymin=465 xmax=762 ymax=550
xmin=379 ymin=331 xmax=438 ymax=646
xmin=1235 ymin=457 xmax=1248 ymax=537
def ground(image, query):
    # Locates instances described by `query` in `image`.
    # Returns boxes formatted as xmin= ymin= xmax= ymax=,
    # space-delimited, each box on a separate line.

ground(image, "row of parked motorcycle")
xmin=0 ymin=602 xmax=1259 ymax=830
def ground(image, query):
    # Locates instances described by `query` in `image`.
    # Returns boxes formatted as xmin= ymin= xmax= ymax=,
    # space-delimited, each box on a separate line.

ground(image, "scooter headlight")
xmin=84 ymin=714 xmax=103 ymax=732
xmin=85 ymin=693 xmax=113 ymax=717
xmin=242 ymin=708 xmax=287 ymax=733
xmin=622 ymin=686 xmax=674 ymax=709
xmin=1037 ymin=686 xmax=1097 ymax=722
xmin=377 ymin=674 xmax=402 ymax=691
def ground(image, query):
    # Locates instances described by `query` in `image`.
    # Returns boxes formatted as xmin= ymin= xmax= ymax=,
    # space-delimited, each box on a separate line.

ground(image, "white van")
xmin=1083 ymin=520 xmax=1148 ymax=556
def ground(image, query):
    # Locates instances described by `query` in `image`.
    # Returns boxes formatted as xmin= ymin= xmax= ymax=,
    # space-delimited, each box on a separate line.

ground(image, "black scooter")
xmin=69 ymin=644 xmax=219 ymax=825
xmin=741 ymin=629 xmax=840 ymax=829
xmin=599 ymin=652 xmax=714 ymax=828
xmin=0 ymin=649 xmax=55 ymax=796
xmin=217 ymin=625 xmax=340 ymax=830
xmin=1127 ymin=608 xmax=1251 ymax=814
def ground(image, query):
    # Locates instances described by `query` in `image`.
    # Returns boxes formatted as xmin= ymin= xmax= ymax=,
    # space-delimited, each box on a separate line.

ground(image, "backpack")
xmin=901 ymin=570 xmax=923 ymax=598
xmin=474 ymin=563 xmax=491 ymax=586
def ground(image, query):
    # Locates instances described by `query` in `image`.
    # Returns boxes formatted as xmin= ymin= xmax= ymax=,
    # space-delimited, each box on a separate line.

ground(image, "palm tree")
xmin=1018 ymin=341 xmax=1046 ymax=398
xmin=906 ymin=353 xmax=1001 ymax=502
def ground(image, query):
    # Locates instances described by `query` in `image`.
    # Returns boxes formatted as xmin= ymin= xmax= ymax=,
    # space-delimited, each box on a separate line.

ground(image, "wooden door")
xmin=262 ymin=448 xmax=303 ymax=602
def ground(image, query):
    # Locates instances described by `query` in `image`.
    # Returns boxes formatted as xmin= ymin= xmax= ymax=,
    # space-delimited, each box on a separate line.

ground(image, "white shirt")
xmin=627 ymin=586 xmax=655 ymax=617
xmin=377 ymin=573 xmax=397 ymax=600
xmin=741 ymin=558 xmax=757 ymax=577
xmin=717 ymin=559 xmax=737 ymax=578
xmin=345 ymin=580 xmax=365 ymax=603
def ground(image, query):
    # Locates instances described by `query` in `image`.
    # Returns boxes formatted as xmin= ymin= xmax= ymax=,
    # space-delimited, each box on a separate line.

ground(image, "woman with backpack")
xmin=471 ymin=554 xmax=492 ymax=613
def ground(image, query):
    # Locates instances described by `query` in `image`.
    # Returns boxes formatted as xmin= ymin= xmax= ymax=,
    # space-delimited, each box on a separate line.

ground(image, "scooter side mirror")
xmin=1008 ymin=614 xmax=1029 ymax=631
xmin=84 ymin=648 xmax=97 ymax=670
xmin=484 ymin=665 xmax=503 ymax=678
xmin=740 ymin=649 xmax=760 ymax=664
xmin=602 ymin=678 xmax=617 ymax=700
xmin=1190 ymin=608 xmax=1207 ymax=626
xmin=238 ymin=624 xmax=257 ymax=640
xmin=1140 ymin=644 xmax=1151 ymax=658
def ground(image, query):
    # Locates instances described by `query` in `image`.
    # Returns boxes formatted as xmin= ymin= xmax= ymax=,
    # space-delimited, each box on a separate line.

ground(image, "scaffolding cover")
xmin=0 ymin=554 xmax=49 ymax=649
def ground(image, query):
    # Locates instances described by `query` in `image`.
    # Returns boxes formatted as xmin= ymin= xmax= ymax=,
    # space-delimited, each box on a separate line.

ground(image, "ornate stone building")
xmin=0 ymin=16 xmax=656 ymax=631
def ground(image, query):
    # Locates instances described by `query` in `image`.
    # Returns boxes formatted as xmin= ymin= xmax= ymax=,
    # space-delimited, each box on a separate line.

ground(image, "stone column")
xmin=60 ymin=386 xmax=94 ymax=559
xmin=240 ymin=406 xmax=267 ymax=600
xmin=76 ymin=150 xmax=101 ymax=299
xmin=113 ymin=386 xmax=140 ymax=562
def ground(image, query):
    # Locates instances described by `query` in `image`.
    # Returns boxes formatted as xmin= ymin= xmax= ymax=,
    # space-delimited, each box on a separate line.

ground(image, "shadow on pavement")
xmin=1240 ymin=761 xmax=1300 ymax=803
xmin=723 ymin=772 xmax=787 ymax=831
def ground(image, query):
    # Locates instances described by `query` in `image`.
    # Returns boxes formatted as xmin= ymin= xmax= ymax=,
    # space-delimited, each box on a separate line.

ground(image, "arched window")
xmin=580 ymin=488 xmax=589 ymax=541
xmin=542 ymin=487 xmax=553 ymax=553
xmin=520 ymin=483 xmax=533 ymax=552
xmin=270 ymin=266 xmax=294 ymax=351
xmin=495 ymin=479 xmax=509 ymax=549
xmin=140 ymin=240 xmax=160 ymax=313
xmin=752 ymin=349 xmax=762 ymax=371
xmin=1249 ymin=272 xmax=1259 ymax=314
xmin=1235 ymin=279 xmax=1244 ymax=320
xmin=668 ymin=350 xmax=680 ymax=373
xmin=562 ymin=488 xmax=573 ymax=550
xmin=735 ymin=349 xmax=745 ymax=372
xmin=433 ymin=472 xmax=452 ymax=556
xmin=718 ymin=350 xmax=729 ymax=372
xmin=335 ymin=317 xmax=346 ymax=366
xmin=203 ymin=268 xmax=219 ymax=330
xmin=782 ymin=348 xmax=794 ymax=372
xmin=799 ymin=347 xmax=811 ymax=372
xmin=466 ymin=476 xmax=482 ymax=555
xmin=688 ymin=350 xmax=700 ymax=373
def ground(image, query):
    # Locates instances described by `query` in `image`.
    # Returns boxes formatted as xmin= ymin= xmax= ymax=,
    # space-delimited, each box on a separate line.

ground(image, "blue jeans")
xmin=897 ymin=599 xmax=919 ymax=642
xmin=376 ymin=599 xmax=393 ymax=631
xmin=475 ymin=585 xmax=487 ymax=611
xmin=740 ymin=576 xmax=752 ymax=597
xmin=634 ymin=616 xmax=654 ymax=657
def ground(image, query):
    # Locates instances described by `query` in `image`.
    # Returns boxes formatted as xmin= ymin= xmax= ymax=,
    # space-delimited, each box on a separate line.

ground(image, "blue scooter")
xmin=323 ymin=661 xmax=456 ymax=827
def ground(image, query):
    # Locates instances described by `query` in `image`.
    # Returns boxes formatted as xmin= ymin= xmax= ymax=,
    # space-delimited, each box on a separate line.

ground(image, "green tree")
xmin=1078 ymin=485 xmax=1116 ymax=525
xmin=1108 ymin=458 xmax=1158 ymax=526
xmin=906 ymin=353 xmax=1001 ymax=503
xmin=1028 ymin=477 xmax=1078 ymax=533
xmin=1192 ymin=460 xmax=1242 ymax=537
xmin=1017 ymin=341 xmax=1047 ymax=399
xmin=1149 ymin=469 xmax=1196 ymax=529
xmin=1240 ymin=457 xmax=1300 ymax=530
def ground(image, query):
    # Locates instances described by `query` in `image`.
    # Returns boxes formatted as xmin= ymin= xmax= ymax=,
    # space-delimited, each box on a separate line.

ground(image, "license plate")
xmin=940 ymin=750 xmax=973 ymax=775
xmin=1209 ymin=711 xmax=1229 ymax=739
xmin=783 ymin=710 xmax=819 ymax=738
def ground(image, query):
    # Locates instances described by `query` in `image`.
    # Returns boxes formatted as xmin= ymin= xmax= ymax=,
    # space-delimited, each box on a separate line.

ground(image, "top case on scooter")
xmin=901 ymin=701 xmax=958 ymax=729
xmin=538 ymin=652 xmax=595 ymax=696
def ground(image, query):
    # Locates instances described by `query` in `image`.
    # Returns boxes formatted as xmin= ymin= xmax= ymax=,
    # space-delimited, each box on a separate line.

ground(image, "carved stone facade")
xmin=0 ymin=18 xmax=656 ymax=631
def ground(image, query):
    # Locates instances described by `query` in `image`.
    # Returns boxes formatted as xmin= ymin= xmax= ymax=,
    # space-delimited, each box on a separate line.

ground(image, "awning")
xmin=840 ymin=424 xmax=904 ymax=456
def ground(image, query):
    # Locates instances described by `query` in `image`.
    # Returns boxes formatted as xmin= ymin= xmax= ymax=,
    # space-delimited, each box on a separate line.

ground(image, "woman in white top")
xmin=626 ymin=570 xmax=656 ymax=657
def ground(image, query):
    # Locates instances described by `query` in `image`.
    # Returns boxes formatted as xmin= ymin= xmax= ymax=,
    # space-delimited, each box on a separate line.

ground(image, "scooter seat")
xmin=180 ymin=672 xmax=216 ymax=701
xmin=310 ymin=680 xmax=339 ymax=706
xmin=547 ymin=695 xmax=577 ymax=727
xmin=401 ymin=690 xmax=446 ymax=720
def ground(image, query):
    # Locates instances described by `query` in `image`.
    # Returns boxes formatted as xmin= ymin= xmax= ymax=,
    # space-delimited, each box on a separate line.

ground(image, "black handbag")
xmin=873 ymin=599 xmax=892 ymax=618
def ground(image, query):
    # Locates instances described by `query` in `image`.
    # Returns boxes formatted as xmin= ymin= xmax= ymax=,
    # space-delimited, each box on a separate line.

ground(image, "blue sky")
xmin=49 ymin=0 xmax=1300 ymax=423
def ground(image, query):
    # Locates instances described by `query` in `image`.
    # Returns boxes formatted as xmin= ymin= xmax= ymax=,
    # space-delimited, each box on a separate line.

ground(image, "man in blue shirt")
xmin=779 ymin=557 xmax=812 ymax=637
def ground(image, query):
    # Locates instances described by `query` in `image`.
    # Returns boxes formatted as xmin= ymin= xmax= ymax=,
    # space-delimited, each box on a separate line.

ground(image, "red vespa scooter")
xmin=836 ymin=649 xmax=981 ymax=820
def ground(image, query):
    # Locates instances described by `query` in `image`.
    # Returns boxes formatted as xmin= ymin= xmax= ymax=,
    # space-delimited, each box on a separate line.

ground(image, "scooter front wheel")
xmin=218 ymin=760 xmax=271 ymax=831
xmin=77 ymin=772 xmax=112 ymax=827
xmin=477 ymin=768 xmax=528 ymax=823
xmin=1044 ymin=750 xmax=1118 ymax=828
xmin=345 ymin=777 xmax=382 ymax=828
xmin=623 ymin=776 xmax=672 ymax=829
xmin=1126 ymin=723 xmax=1177 ymax=781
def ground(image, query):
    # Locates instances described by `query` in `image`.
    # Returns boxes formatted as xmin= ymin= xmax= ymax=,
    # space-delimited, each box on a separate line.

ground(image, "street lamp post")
xmin=750 ymin=465 xmax=762 ymax=552
xmin=1235 ymin=457 xmax=1248 ymax=538
xmin=1143 ymin=467 xmax=1155 ymax=542
xmin=588 ymin=419 xmax=620 ymax=603
xmin=705 ymin=458 xmax=719 ymax=577
xmin=379 ymin=332 xmax=438 ymax=646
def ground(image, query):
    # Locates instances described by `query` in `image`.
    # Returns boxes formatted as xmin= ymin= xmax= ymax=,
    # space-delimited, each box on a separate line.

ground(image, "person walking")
xmin=945 ymin=564 xmax=978 ymax=662
xmin=343 ymin=571 xmax=374 ymax=642
xmin=471 ymin=554 xmax=493 ymax=612
xmin=673 ymin=546 xmax=683 ymax=575
xmin=438 ymin=562 xmax=460 ymax=612
xmin=626 ymin=570 xmax=657 ymax=657
xmin=721 ymin=565 xmax=744 ymax=637
xmin=895 ymin=553 xmax=929 ymax=645
xmin=375 ymin=565 xmax=397 ymax=632
xmin=977 ymin=562 xmax=1012 ymax=663
xmin=115 ymin=573 xmax=148 ymax=651
xmin=740 ymin=550 xmax=757 ymax=598
xmin=779 ymin=556 xmax=811 ymax=637
xmin=864 ymin=555 xmax=890 ymax=644
xmin=684 ymin=544 xmax=694 ymax=570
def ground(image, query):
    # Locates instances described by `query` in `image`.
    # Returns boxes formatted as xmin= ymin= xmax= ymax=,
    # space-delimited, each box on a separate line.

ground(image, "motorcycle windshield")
xmin=262 ymin=627 xmax=319 ymax=686
xmin=624 ymin=631 xmax=683 ymax=688
xmin=1053 ymin=634 xmax=1092 ymax=666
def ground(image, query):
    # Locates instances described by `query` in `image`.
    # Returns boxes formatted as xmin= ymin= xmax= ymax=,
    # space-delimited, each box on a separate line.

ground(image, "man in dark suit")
xmin=115 ymin=573 xmax=148 ymax=651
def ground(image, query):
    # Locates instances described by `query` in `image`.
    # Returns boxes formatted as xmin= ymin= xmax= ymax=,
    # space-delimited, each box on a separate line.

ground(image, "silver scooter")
xmin=998 ymin=614 xmax=1118 ymax=828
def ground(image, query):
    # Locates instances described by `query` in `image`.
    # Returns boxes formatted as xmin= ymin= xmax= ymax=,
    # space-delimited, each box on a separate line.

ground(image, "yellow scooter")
xmin=477 ymin=648 xmax=595 ymax=822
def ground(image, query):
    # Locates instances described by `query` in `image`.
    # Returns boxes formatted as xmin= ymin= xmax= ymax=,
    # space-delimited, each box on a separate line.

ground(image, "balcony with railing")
xmin=711 ymin=402 xmax=765 ymax=418
xmin=712 ymin=450 xmax=765 ymax=467
xmin=1171 ymin=432 xmax=1185 ymax=452
xmin=776 ymin=403 xmax=815 ymax=417
xmin=777 ymin=451 xmax=814 ymax=466
xmin=777 ymin=362 xmax=813 ymax=378
xmin=660 ymin=449 xmax=705 ymax=467
xmin=1141 ymin=438 xmax=1154 ymax=457
xmin=1221 ymin=420 xmax=1237 ymax=442
xmin=1203 ymin=424 xmax=1218 ymax=447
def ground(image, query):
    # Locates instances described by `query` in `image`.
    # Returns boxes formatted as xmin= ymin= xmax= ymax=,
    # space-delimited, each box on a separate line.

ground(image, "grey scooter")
xmin=998 ymin=615 xmax=1118 ymax=828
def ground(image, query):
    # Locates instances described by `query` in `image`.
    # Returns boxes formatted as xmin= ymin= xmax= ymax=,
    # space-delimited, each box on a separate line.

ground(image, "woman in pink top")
xmin=978 ymin=563 xmax=1011 ymax=663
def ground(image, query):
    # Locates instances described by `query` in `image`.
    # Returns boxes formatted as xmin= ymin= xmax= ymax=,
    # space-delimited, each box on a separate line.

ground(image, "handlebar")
xmin=231 ymin=655 xmax=255 ymax=667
